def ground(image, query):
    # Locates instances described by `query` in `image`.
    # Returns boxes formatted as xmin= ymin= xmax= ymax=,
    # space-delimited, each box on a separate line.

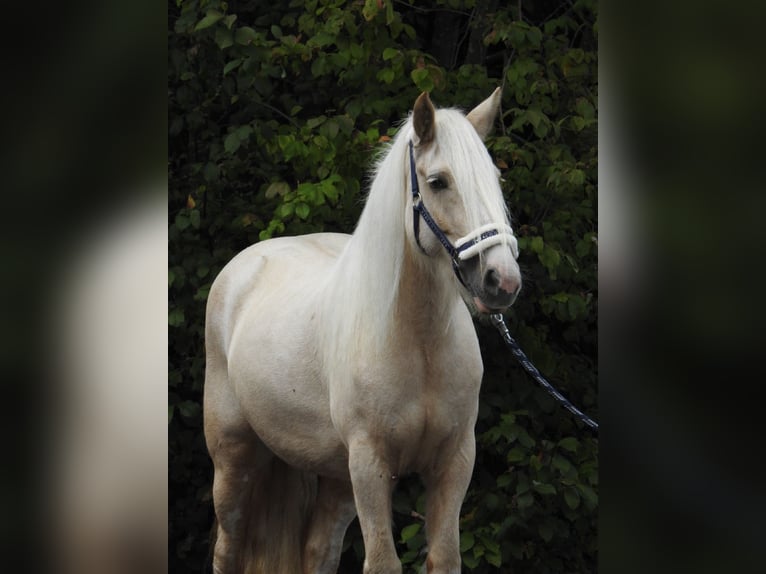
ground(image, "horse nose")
xmin=483 ymin=267 xmax=521 ymax=305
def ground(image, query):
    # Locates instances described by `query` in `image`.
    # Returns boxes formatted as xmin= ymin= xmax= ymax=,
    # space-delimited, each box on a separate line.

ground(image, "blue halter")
xmin=408 ymin=141 xmax=516 ymax=277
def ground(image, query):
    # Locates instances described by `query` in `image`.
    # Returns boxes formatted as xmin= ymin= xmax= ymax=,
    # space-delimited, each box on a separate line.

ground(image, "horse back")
xmin=205 ymin=232 xmax=350 ymax=360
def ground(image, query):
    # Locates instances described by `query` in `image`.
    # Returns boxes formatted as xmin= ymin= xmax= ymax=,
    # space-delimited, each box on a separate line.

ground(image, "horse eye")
xmin=427 ymin=176 xmax=448 ymax=191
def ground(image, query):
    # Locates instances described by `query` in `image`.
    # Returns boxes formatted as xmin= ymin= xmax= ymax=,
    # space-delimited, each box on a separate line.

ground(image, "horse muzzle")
xmin=456 ymin=243 xmax=522 ymax=314
xmin=478 ymin=264 xmax=521 ymax=310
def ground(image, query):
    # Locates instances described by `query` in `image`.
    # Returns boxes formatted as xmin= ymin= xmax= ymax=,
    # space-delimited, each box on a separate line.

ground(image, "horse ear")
xmin=412 ymin=92 xmax=435 ymax=146
xmin=466 ymin=87 xmax=502 ymax=140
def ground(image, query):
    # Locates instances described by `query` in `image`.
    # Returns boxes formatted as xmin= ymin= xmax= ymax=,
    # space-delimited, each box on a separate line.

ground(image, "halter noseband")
xmin=408 ymin=140 xmax=518 ymax=281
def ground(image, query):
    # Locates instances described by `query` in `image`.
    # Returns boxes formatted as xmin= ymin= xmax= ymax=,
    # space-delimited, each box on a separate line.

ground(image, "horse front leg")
xmin=422 ymin=432 xmax=476 ymax=574
xmin=348 ymin=436 xmax=402 ymax=574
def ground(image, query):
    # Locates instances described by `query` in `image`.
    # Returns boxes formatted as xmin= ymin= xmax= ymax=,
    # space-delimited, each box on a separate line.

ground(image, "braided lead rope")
xmin=490 ymin=314 xmax=599 ymax=433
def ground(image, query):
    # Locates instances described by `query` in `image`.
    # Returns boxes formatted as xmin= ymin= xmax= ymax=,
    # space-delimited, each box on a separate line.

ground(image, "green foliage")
xmin=170 ymin=0 xmax=597 ymax=572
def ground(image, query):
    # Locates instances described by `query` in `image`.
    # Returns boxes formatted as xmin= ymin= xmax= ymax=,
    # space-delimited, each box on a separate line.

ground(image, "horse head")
xmin=406 ymin=89 xmax=522 ymax=314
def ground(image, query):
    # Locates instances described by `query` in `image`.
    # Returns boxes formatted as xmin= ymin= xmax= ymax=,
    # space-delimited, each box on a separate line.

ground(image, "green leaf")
xmin=378 ymin=68 xmax=395 ymax=84
xmin=169 ymin=308 xmax=185 ymax=327
xmin=411 ymin=68 xmax=429 ymax=83
xmin=223 ymin=58 xmax=242 ymax=76
xmin=569 ymin=169 xmax=586 ymax=185
xmin=224 ymin=132 xmax=240 ymax=154
xmin=486 ymin=550 xmax=502 ymax=568
xmin=311 ymin=31 xmax=335 ymax=48
xmin=385 ymin=0 xmax=395 ymax=25
xmin=558 ymin=437 xmax=579 ymax=453
xmin=517 ymin=492 xmax=534 ymax=509
xmin=411 ymin=68 xmax=433 ymax=92
xmin=552 ymin=454 xmax=574 ymax=475
xmin=235 ymin=26 xmax=257 ymax=45
xmin=507 ymin=446 xmax=525 ymax=463
xmin=277 ymin=134 xmax=293 ymax=152
xmin=575 ymin=97 xmax=595 ymax=120
xmin=194 ymin=285 xmax=211 ymax=302
xmin=564 ymin=488 xmax=581 ymax=510
xmin=174 ymin=213 xmax=190 ymax=230
xmin=320 ymin=119 xmax=339 ymax=139
xmin=538 ymin=521 xmax=554 ymax=542
xmin=223 ymin=14 xmax=237 ymax=29
xmin=265 ymin=181 xmax=290 ymax=199
xmin=530 ymin=236 xmax=544 ymax=253
xmin=278 ymin=202 xmax=295 ymax=218
xmin=527 ymin=26 xmax=543 ymax=47
xmin=577 ymin=483 xmax=598 ymax=507
xmin=236 ymin=125 xmax=253 ymax=140
xmin=460 ymin=531 xmax=475 ymax=552
xmin=194 ymin=10 xmax=223 ymax=32
xmin=533 ymin=482 xmax=557 ymax=496
xmin=539 ymin=245 xmax=561 ymax=273
xmin=295 ymin=202 xmax=311 ymax=220
xmin=400 ymin=523 xmax=421 ymax=542
xmin=306 ymin=115 xmax=327 ymax=130
xmin=463 ymin=553 xmax=480 ymax=569
xmin=382 ymin=47 xmax=399 ymax=61
xmin=215 ymin=27 xmax=233 ymax=49
xmin=362 ymin=0 xmax=379 ymax=21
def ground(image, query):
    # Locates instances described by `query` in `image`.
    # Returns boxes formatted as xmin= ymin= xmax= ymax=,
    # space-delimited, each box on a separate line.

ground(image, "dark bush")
xmin=169 ymin=1 xmax=597 ymax=571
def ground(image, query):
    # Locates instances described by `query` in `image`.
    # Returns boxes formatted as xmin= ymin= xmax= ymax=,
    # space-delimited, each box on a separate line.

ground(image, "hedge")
xmin=169 ymin=1 xmax=597 ymax=571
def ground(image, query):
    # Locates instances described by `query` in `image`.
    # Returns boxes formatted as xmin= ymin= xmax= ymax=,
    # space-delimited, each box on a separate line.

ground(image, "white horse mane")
xmin=317 ymin=107 xmax=511 ymax=379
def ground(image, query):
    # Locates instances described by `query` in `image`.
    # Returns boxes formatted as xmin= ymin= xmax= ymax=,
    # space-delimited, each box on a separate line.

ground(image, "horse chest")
xmin=350 ymin=343 xmax=482 ymax=474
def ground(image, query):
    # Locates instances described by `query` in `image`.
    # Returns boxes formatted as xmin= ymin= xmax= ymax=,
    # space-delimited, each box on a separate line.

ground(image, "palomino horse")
xmin=204 ymin=89 xmax=522 ymax=574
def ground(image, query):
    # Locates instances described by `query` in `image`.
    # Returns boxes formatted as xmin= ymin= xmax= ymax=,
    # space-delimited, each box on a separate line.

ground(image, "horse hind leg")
xmin=208 ymin=427 xmax=266 ymax=574
xmin=303 ymin=477 xmax=357 ymax=574
xmin=204 ymin=346 xmax=269 ymax=574
xmin=208 ymin=422 xmax=320 ymax=574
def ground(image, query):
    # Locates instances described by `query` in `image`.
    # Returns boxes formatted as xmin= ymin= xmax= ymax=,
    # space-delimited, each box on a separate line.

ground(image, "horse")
xmin=204 ymin=89 xmax=522 ymax=574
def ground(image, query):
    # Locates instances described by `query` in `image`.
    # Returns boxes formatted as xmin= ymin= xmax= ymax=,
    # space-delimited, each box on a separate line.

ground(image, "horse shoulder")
xmin=207 ymin=234 xmax=350 ymax=355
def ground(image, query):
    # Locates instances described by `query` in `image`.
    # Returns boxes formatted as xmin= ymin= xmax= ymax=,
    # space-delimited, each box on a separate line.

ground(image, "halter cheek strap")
xmin=408 ymin=140 xmax=518 ymax=271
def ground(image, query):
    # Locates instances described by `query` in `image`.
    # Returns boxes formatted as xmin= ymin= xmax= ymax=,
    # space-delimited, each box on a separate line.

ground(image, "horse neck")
xmin=318 ymin=133 xmax=459 ymax=365
xmin=392 ymin=240 xmax=460 ymax=344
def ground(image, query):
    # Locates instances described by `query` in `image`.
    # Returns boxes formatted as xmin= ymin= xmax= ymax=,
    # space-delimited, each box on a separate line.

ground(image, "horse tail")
xmin=243 ymin=456 xmax=318 ymax=574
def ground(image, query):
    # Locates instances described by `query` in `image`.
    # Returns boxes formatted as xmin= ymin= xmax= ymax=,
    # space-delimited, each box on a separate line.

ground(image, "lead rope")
xmin=489 ymin=314 xmax=599 ymax=434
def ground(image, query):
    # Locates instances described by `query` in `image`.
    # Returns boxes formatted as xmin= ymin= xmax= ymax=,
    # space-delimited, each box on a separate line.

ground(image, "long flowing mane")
xmin=316 ymin=120 xmax=414 ymax=375
xmin=316 ymin=107 xmax=511 ymax=379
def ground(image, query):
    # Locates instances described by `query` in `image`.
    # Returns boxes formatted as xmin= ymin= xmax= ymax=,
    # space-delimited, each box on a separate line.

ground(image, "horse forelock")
xmin=432 ymin=109 xmax=511 ymax=245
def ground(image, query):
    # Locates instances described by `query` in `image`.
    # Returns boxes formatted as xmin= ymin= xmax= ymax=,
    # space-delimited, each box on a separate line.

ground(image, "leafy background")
xmin=169 ymin=0 xmax=597 ymax=572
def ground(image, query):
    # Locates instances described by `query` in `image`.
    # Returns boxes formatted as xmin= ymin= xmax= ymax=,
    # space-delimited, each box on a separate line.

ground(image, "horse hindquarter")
xmin=204 ymin=235 xmax=352 ymax=574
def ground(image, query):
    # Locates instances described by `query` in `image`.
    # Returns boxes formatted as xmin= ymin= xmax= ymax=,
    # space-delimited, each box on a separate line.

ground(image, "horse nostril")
xmin=483 ymin=268 xmax=501 ymax=293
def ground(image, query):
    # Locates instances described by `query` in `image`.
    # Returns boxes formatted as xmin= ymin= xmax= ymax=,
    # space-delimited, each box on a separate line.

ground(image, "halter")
xmin=408 ymin=140 xmax=518 ymax=281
